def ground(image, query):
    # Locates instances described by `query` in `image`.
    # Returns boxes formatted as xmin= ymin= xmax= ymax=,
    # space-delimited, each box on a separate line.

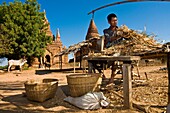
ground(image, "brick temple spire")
xmin=56 ymin=28 xmax=60 ymax=41
xmin=43 ymin=9 xmax=53 ymax=38
xmin=44 ymin=9 xmax=47 ymax=21
xmin=85 ymin=19 xmax=99 ymax=40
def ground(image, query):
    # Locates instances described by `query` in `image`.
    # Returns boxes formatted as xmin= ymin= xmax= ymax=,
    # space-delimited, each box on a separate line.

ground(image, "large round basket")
xmin=66 ymin=73 xmax=102 ymax=97
xmin=24 ymin=78 xmax=58 ymax=102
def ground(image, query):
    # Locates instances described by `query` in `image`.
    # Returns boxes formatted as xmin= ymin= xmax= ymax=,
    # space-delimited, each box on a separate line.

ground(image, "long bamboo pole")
xmin=88 ymin=0 xmax=170 ymax=15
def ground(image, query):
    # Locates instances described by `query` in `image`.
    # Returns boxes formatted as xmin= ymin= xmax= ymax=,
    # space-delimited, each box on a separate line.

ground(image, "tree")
xmin=0 ymin=0 xmax=52 ymax=62
xmin=0 ymin=3 xmax=11 ymax=56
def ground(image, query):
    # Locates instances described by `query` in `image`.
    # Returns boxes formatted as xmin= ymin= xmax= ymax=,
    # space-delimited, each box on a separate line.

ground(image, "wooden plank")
xmin=83 ymin=56 xmax=140 ymax=61
xmin=123 ymin=61 xmax=133 ymax=109
xmin=140 ymin=53 xmax=167 ymax=59
xmin=133 ymin=102 xmax=150 ymax=113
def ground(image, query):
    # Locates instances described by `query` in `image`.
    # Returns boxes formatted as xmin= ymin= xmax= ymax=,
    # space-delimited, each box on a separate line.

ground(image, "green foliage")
xmin=0 ymin=0 xmax=52 ymax=59
xmin=22 ymin=63 xmax=29 ymax=70
xmin=0 ymin=65 xmax=8 ymax=70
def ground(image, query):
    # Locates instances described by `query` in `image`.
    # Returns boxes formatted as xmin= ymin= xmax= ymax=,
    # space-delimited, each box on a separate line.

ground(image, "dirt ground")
xmin=0 ymin=64 xmax=168 ymax=113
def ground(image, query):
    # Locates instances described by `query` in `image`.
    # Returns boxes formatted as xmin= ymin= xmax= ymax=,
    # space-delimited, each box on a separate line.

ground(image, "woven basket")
xmin=24 ymin=78 xmax=58 ymax=102
xmin=66 ymin=73 xmax=102 ymax=97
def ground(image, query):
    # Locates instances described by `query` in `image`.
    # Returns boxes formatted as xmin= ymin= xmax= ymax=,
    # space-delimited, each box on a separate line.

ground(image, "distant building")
xmin=76 ymin=19 xmax=100 ymax=56
xmin=69 ymin=19 xmax=100 ymax=63
xmin=32 ymin=11 xmax=68 ymax=67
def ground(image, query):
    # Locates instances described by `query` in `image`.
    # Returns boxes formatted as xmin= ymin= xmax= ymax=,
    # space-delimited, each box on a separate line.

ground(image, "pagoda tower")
xmin=85 ymin=19 xmax=99 ymax=40
xmin=43 ymin=10 xmax=53 ymax=38
xmin=56 ymin=28 xmax=60 ymax=41
xmin=42 ymin=11 xmax=67 ymax=67
xmin=55 ymin=28 xmax=62 ymax=47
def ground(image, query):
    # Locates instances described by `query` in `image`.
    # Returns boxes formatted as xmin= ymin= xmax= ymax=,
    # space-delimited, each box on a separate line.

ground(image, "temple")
xmin=32 ymin=10 xmax=68 ymax=67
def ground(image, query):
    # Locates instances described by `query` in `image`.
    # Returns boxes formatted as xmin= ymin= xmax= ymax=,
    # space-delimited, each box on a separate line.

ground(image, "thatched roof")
xmin=134 ymin=43 xmax=170 ymax=59
xmin=55 ymin=37 xmax=100 ymax=56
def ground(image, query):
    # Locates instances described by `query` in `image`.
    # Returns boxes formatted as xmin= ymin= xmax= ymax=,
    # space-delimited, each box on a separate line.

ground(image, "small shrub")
xmin=0 ymin=65 xmax=8 ymax=70
xmin=23 ymin=63 xmax=29 ymax=70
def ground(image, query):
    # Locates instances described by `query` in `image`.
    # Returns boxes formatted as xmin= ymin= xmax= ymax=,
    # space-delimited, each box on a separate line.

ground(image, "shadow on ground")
xmin=0 ymin=82 xmax=25 ymax=90
xmin=0 ymin=85 xmax=80 ymax=113
xmin=35 ymin=68 xmax=87 ymax=75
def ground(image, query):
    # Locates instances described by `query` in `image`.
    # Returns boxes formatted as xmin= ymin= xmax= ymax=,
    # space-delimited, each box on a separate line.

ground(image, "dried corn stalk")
xmin=103 ymin=25 xmax=163 ymax=55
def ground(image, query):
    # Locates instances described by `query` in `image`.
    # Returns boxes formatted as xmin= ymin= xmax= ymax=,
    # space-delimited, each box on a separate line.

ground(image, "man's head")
xmin=107 ymin=13 xmax=118 ymax=27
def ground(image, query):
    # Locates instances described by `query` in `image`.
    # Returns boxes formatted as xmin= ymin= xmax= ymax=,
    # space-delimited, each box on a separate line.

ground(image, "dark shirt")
xmin=103 ymin=27 xmax=123 ymax=48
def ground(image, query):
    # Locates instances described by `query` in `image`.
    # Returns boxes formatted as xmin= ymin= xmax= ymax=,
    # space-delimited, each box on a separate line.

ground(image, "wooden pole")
xmin=101 ymin=36 xmax=104 ymax=51
xmin=122 ymin=61 xmax=133 ymax=109
xmin=80 ymin=48 xmax=82 ymax=68
xmin=88 ymin=61 xmax=93 ymax=73
xmin=40 ymin=56 xmax=43 ymax=68
xmin=167 ymin=52 xmax=170 ymax=104
xmin=74 ymin=53 xmax=76 ymax=73
xmin=88 ymin=0 xmax=170 ymax=15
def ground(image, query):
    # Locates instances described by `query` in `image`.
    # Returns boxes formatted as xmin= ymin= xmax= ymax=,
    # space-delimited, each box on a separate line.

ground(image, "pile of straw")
xmin=103 ymin=25 xmax=163 ymax=55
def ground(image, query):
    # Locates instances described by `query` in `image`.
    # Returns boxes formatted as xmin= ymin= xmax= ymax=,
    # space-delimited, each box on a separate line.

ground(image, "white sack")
xmin=64 ymin=92 xmax=110 ymax=110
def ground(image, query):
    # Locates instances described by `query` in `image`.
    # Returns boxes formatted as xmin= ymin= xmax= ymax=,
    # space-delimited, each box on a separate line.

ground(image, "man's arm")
xmin=103 ymin=29 xmax=109 ymax=48
xmin=110 ymin=36 xmax=120 ymax=41
xmin=103 ymin=29 xmax=123 ymax=48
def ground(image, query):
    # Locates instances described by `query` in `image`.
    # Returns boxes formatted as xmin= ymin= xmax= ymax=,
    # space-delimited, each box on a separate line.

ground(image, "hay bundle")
xmin=103 ymin=25 xmax=163 ymax=55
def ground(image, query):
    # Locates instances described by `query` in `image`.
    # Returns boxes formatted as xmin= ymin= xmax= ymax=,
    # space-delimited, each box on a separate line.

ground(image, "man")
xmin=103 ymin=13 xmax=123 ymax=48
xmin=103 ymin=13 xmax=123 ymax=84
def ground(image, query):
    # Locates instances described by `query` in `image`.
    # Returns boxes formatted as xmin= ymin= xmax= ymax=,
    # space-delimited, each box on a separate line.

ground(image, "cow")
xmin=8 ymin=59 xmax=27 ymax=72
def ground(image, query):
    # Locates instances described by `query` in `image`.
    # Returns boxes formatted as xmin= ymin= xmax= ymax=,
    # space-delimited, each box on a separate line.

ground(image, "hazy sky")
xmin=1 ymin=0 xmax=170 ymax=48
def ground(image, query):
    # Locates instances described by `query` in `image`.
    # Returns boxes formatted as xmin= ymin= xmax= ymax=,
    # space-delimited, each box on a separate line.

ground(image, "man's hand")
xmin=110 ymin=36 xmax=120 ymax=41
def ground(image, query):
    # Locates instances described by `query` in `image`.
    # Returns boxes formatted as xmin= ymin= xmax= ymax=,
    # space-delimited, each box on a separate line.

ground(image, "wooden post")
xmin=88 ymin=61 xmax=93 ymax=73
xmin=101 ymin=36 xmax=104 ymax=51
xmin=167 ymin=52 xmax=170 ymax=104
xmin=80 ymin=48 xmax=82 ymax=68
xmin=122 ymin=61 xmax=133 ymax=109
xmin=74 ymin=53 xmax=76 ymax=73
xmin=39 ymin=56 xmax=43 ymax=68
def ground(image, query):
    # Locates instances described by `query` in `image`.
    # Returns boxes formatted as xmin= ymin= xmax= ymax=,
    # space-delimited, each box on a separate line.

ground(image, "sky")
xmin=0 ymin=0 xmax=170 ymax=64
xmin=1 ymin=0 xmax=170 ymax=48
